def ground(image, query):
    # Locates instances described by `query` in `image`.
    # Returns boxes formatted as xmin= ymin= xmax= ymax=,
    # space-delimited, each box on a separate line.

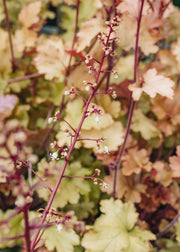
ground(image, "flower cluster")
xmin=50 ymin=141 xmax=68 ymax=160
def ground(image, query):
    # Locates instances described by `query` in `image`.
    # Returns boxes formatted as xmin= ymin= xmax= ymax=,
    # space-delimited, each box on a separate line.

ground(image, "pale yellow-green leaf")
xmin=82 ymin=121 xmax=124 ymax=152
xmin=82 ymin=198 xmax=155 ymax=252
xmin=169 ymin=7 xmax=180 ymax=36
xmin=0 ymin=28 xmax=11 ymax=74
xmin=99 ymin=95 xmax=121 ymax=119
xmin=59 ymin=98 xmax=114 ymax=132
xmin=112 ymin=55 xmax=134 ymax=83
xmin=43 ymin=225 xmax=80 ymax=252
xmin=37 ymin=159 xmax=91 ymax=208
xmin=131 ymin=109 xmax=160 ymax=140
xmin=57 ymin=120 xmax=124 ymax=153
xmin=53 ymin=161 xmax=91 ymax=208
xmin=59 ymin=0 xmax=97 ymax=41
xmin=0 ymin=210 xmax=24 ymax=248
xmin=57 ymin=97 xmax=123 ymax=152
xmin=175 ymin=217 xmax=180 ymax=243
xmin=172 ymin=36 xmax=180 ymax=72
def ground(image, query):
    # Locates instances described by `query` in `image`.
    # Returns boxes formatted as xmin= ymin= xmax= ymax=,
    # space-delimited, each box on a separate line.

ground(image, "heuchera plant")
xmin=1 ymin=0 xmax=180 ymax=251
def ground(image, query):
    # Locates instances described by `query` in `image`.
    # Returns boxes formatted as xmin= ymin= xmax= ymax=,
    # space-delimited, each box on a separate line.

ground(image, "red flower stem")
xmin=73 ymin=91 xmax=87 ymax=103
xmin=33 ymin=226 xmax=47 ymax=249
xmin=93 ymin=58 xmax=101 ymax=64
xmin=100 ymin=70 xmax=113 ymax=73
xmin=63 ymin=175 xmax=104 ymax=184
xmin=66 ymin=0 xmax=80 ymax=74
xmin=113 ymin=0 xmax=145 ymax=198
xmin=63 ymin=175 xmax=92 ymax=179
xmin=30 ymin=223 xmax=53 ymax=230
xmin=2 ymin=235 xmax=24 ymax=241
xmin=25 ymin=162 xmax=53 ymax=193
xmin=3 ymin=0 xmax=16 ymax=72
xmin=8 ymin=73 xmax=43 ymax=83
xmin=31 ymin=27 xmax=113 ymax=252
xmin=76 ymin=137 xmax=104 ymax=142
xmin=57 ymin=116 xmax=76 ymax=133
xmin=24 ymin=206 xmax=31 ymax=252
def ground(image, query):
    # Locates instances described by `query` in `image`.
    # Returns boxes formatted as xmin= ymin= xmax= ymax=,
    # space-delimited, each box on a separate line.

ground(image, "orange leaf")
xmin=169 ymin=146 xmax=180 ymax=178
xmin=129 ymin=68 xmax=174 ymax=100
xmin=19 ymin=1 xmax=42 ymax=28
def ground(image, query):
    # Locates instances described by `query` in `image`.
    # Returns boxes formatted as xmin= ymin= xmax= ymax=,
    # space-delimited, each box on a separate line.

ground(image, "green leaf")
xmin=0 ymin=210 xmax=24 ymax=248
xmin=58 ymin=0 xmax=97 ymax=41
xmin=64 ymin=201 xmax=95 ymax=219
xmin=37 ymin=159 xmax=91 ymax=208
xmin=82 ymin=198 xmax=155 ymax=252
xmin=131 ymin=109 xmax=160 ymax=140
xmin=43 ymin=224 xmax=80 ymax=252
xmin=175 ymin=217 xmax=180 ymax=243
xmin=53 ymin=161 xmax=91 ymax=208
xmin=36 ymin=80 xmax=64 ymax=106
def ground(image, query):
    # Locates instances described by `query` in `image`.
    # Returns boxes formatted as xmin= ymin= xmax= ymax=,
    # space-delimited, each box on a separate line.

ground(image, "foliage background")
xmin=1 ymin=0 xmax=180 ymax=251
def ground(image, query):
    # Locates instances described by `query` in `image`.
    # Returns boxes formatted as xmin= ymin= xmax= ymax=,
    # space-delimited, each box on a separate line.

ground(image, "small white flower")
xmin=50 ymin=151 xmax=59 ymax=160
xmin=15 ymin=195 xmax=26 ymax=207
xmin=113 ymin=72 xmax=118 ymax=79
xmin=85 ymin=85 xmax=90 ymax=91
xmin=56 ymin=224 xmax=63 ymax=232
xmin=50 ymin=141 xmax=56 ymax=148
xmin=104 ymin=145 xmax=109 ymax=154
xmin=48 ymin=117 xmax=54 ymax=124
xmin=105 ymin=49 xmax=110 ymax=56
xmin=112 ymin=92 xmax=117 ymax=99
xmin=85 ymin=59 xmax=89 ymax=64
xmin=95 ymin=116 xmax=100 ymax=123
xmin=64 ymin=90 xmax=69 ymax=96
xmin=103 ymin=182 xmax=109 ymax=189
xmin=93 ymin=178 xmax=98 ymax=185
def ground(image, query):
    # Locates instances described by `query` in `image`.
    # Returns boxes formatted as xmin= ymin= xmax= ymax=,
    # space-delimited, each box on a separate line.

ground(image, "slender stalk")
xmin=31 ymin=27 xmax=113 ymax=251
xmin=113 ymin=0 xmax=145 ymax=198
xmin=24 ymin=162 xmax=52 ymax=192
xmin=66 ymin=0 xmax=80 ymax=74
xmin=105 ymin=59 xmax=113 ymax=91
xmin=3 ymin=0 xmax=16 ymax=72
xmin=2 ymin=235 xmax=24 ymax=241
xmin=24 ymin=206 xmax=31 ymax=252
xmin=156 ymin=212 xmax=180 ymax=239
xmin=8 ymin=73 xmax=43 ymax=83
